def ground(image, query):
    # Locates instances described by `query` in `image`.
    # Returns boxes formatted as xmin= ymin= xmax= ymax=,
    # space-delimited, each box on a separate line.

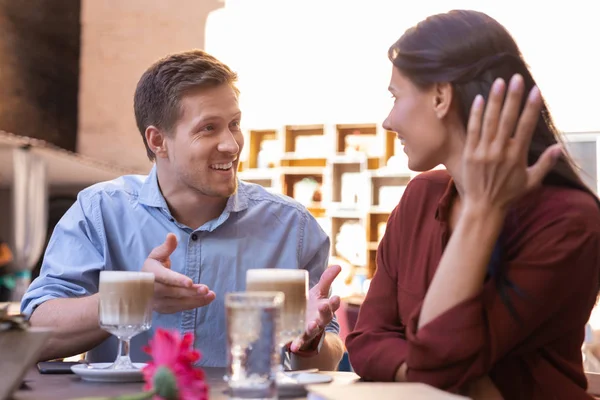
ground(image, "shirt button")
xmin=191 ymin=234 xmax=198 ymax=241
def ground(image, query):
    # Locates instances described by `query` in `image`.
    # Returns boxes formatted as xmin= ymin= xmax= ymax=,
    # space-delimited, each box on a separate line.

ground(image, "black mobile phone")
xmin=36 ymin=361 xmax=81 ymax=374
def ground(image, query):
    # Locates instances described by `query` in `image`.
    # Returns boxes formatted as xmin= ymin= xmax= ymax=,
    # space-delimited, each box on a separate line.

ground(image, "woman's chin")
xmin=408 ymin=158 xmax=438 ymax=173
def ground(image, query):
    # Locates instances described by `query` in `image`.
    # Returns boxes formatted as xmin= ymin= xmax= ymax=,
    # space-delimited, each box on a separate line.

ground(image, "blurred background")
xmin=0 ymin=0 xmax=598 ymax=339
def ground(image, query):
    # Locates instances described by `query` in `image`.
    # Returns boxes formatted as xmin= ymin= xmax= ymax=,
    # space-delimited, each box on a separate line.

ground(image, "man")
xmin=21 ymin=50 xmax=344 ymax=370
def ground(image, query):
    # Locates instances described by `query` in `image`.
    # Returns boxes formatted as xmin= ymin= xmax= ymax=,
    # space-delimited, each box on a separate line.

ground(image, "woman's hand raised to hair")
xmin=461 ymin=74 xmax=562 ymax=213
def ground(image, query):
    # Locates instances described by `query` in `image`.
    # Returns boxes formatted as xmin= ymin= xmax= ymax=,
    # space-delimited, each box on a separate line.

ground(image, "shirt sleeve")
xmin=345 ymin=206 xmax=408 ymax=381
xmin=298 ymin=209 xmax=339 ymax=334
xmin=404 ymin=217 xmax=600 ymax=391
xmin=20 ymin=191 xmax=106 ymax=318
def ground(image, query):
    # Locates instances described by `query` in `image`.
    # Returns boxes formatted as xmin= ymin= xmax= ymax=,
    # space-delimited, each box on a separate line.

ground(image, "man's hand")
xmin=290 ymin=265 xmax=342 ymax=352
xmin=142 ymin=233 xmax=216 ymax=313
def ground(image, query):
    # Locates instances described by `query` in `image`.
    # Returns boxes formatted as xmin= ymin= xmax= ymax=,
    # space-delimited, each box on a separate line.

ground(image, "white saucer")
xmin=277 ymin=372 xmax=333 ymax=397
xmin=71 ymin=363 xmax=147 ymax=383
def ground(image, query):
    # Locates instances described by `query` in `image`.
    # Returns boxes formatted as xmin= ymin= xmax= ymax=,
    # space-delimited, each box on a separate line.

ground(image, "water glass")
xmin=225 ymin=291 xmax=284 ymax=400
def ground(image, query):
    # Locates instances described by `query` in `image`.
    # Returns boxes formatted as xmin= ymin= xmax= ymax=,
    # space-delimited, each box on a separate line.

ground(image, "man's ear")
xmin=145 ymin=126 xmax=169 ymax=159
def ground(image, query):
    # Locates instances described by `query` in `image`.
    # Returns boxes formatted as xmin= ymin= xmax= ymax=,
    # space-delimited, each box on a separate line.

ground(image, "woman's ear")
xmin=433 ymin=82 xmax=453 ymax=120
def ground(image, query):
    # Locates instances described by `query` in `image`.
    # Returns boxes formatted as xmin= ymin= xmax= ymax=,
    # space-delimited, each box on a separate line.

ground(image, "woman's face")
xmin=383 ymin=67 xmax=455 ymax=172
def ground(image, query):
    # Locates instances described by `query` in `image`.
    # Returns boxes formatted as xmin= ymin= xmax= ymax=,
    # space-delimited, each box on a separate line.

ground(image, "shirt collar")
xmin=138 ymin=164 xmax=249 ymax=213
xmin=224 ymin=181 xmax=249 ymax=213
xmin=138 ymin=165 xmax=167 ymax=208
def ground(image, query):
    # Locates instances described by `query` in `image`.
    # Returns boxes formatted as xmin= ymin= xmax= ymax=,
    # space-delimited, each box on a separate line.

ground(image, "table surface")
xmin=12 ymin=366 xmax=360 ymax=400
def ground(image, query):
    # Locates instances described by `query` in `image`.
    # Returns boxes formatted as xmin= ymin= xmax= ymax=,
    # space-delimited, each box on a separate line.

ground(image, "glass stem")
xmin=110 ymin=337 xmax=135 ymax=369
xmin=118 ymin=338 xmax=130 ymax=358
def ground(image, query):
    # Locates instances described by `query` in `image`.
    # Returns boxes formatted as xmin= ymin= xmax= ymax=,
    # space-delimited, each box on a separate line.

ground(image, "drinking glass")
xmin=98 ymin=271 xmax=155 ymax=370
xmin=225 ymin=291 xmax=284 ymax=400
xmin=246 ymin=269 xmax=308 ymax=371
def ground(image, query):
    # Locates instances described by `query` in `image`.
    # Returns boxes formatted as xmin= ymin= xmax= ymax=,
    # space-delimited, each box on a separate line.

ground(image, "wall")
xmin=0 ymin=189 xmax=11 ymax=243
xmin=77 ymin=0 xmax=223 ymax=172
xmin=0 ymin=0 xmax=81 ymax=150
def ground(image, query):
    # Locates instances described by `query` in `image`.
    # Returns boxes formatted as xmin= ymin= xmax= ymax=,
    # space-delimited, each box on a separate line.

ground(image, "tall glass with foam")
xmin=246 ymin=269 xmax=308 ymax=347
xmin=98 ymin=271 xmax=154 ymax=370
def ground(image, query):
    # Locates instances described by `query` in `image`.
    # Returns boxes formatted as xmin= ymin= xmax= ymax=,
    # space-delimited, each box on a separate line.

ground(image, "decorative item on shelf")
xmin=344 ymin=130 xmax=378 ymax=157
xmin=377 ymin=222 xmax=387 ymax=242
xmin=312 ymin=184 xmax=323 ymax=203
xmin=295 ymin=135 xmax=328 ymax=157
xmin=378 ymin=185 xmax=407 ymax=210
xmin=340 ymin=172 xmax=363 ymax=208
xmin=385 ymin=153 xmax=410 ymax=172
xmin=72 ymin=329 xmax=208 ymax=400
xmin=334 ymin=221 xmax=367 ymax=267
xmin=256 ymin=140 xmax=279 ymax=169
xmin=344 ymin=130 xmax=362 ymax=154
xmin=294 ymin=177 xmax=321 ymax=205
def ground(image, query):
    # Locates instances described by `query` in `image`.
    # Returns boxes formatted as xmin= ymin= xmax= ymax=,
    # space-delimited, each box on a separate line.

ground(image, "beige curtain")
xmin=11 ymin=147 xmax=48 ymax=275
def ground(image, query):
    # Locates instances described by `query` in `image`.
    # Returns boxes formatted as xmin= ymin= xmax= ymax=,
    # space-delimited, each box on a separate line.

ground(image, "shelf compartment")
xmin=246 ymin=129 xmax=279 ymax=169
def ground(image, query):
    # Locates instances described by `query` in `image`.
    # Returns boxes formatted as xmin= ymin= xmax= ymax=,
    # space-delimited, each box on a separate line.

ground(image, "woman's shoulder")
xmin=385 ymin=169 xmax=452 ymax=226
xmin=400 ymin=169 xmax=452 ymax=203
xmin=515 ymin=185 xmax=600 ymax=234
xmin=408 ymin=168 xmax=452 ymax=187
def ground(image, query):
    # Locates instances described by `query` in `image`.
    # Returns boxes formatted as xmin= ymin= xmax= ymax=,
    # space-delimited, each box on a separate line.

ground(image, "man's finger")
xmin=313 ymin=265 xmax=342 ymax=297
xmin=155 ymin=291 xmax=216 ymax=313
xmin=155 ymin=282 xmax=209 ymax=298
xmin=148 ymin=233 xmax=178 ymax=263
xmin=145 ymin=260 xmax=193 ymax=287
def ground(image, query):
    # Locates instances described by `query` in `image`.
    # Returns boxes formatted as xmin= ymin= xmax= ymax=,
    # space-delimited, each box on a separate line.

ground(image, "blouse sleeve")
xmin=404 ymin=216 xmax=600 ymax=391
xmin=345 ymin=206 xmax=409 ymax=381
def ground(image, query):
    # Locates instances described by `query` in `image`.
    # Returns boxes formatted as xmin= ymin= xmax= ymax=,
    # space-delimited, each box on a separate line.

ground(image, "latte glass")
xmin=98 ymin=271 xmax=155 ymax=370
xmin=246 ymin=269 xmax=308 ymax=347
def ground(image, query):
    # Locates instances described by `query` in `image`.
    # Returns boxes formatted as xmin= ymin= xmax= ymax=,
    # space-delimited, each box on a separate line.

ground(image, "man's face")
xmin=163 ymin=84 xmax=244 ymax=198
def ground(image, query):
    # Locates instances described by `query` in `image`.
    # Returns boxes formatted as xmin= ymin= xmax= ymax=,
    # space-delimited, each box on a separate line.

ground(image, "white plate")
xmin=278 ymin=372 xmax=333 ymax=397
xmin=71 ymin=362 xmax=147 ymax=383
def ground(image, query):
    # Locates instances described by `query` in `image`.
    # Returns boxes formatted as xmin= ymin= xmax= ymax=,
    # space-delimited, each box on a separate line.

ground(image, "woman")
xmin=345 ymin=9 xmax=600 ymax=399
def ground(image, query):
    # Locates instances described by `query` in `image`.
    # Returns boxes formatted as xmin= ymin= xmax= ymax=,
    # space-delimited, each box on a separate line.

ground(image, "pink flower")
xmin=142 ymin=329 xmax=209 ymax=400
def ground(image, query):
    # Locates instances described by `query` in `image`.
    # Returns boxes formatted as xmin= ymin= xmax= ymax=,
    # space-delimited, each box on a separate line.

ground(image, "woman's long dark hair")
xmin=388 ymin=10 xmax=600 ymax=319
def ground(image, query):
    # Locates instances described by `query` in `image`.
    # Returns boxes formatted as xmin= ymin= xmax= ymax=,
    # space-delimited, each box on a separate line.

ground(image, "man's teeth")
xmin=211 ymin=162 xmax=233 ymax=170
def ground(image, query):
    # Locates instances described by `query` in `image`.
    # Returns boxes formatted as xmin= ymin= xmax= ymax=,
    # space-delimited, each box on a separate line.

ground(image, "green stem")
xmin=71 ymin=389 xmax=156 ymax=400
xmin=115 ymin=389 xmax=156 ymax=400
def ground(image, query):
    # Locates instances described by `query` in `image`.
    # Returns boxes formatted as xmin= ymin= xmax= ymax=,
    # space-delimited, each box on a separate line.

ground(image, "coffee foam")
xmin=246 ymin=269 xmax=307 ymax=283
xmin=100 ymin=271 xmax=154 ymax=282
